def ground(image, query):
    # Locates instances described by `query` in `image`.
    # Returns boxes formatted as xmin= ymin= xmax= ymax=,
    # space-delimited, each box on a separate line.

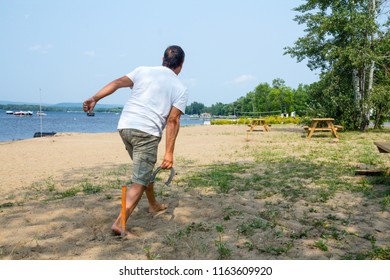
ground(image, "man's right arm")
xmin=83 ymin=76 xmax=133 ymax=113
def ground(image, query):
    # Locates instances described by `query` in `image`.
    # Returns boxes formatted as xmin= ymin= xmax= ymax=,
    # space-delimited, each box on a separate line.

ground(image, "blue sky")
xmin=0 ymin=0 xmax=318 ymax=106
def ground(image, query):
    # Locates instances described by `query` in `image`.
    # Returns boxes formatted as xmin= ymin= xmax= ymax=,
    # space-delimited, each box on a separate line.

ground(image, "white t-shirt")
xmin=117 ymin=66 xmax=188 ymax=137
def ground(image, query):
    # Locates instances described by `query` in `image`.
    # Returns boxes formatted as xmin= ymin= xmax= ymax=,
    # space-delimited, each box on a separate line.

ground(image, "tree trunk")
xmin=365 ymin=0 xmax=377 ymax=130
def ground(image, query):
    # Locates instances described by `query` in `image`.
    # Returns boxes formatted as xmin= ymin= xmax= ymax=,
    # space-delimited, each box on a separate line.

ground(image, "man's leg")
xmin=111 ymin=183 xmax=145 ymax=237
xmin=145 ymin=182 xmax=168 ymax=213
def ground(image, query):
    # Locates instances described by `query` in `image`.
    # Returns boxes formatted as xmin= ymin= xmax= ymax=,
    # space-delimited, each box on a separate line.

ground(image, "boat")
xmin=6 ymin=110 xmax=14 ymax=114
xmin=36 ymin=111 xmax=47 ymax=116
xmin=13 ymin=111 xmax=33 ymax=116
xmin=33 ymin=131 xmax=57 ymax=138
xmin=34 ymin=88 xmax=55 ymax=138
xmin=87 ymin=111 xmax=95 ymax=117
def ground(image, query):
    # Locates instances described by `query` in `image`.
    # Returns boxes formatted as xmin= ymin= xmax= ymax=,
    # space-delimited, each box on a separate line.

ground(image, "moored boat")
xmin=13 ymin=111 xmax=33 ymax=116
xmin=33 ymin=131 xmax=56 ymax=138
xmin=37 ymin=111 xmax=47 ymax=116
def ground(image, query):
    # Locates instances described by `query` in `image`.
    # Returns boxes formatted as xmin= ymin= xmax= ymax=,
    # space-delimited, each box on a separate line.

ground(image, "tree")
xmin=285 ymin=0 xmax=389 ymax=130
xmin=253 ymin=83 xmax=272 ymax=112
xmin=370 ymin=24 xmax=390 ymax=128
xmin=292 ymin=84 xmax=310 ymax=116
xmin=185 ymin=102 xmax=205 ymax=115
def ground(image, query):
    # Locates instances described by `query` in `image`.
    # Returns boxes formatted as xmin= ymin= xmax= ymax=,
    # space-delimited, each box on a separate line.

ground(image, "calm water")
xmin=0 ymin=110 xmax=205 ymax=142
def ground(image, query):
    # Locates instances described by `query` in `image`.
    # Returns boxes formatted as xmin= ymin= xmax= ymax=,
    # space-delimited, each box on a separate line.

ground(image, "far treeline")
xmin=0 ymin=104 xmax=123 ymax=113
xmin=186 ymin=0 xmax=390 ymax=130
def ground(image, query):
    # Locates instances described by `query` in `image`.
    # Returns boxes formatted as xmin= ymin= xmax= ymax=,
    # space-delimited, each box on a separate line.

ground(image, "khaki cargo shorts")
xmin=119 ymin=129 xmax=161 ymax=186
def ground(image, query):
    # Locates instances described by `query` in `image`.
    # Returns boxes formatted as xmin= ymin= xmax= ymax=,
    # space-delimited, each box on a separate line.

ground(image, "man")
xmin=83 ymin=45 xmax=188 ymax=238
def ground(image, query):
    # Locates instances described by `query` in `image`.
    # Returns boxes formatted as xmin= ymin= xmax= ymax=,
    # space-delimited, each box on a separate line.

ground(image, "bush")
xmin=210 ymin=116 xmax=301 ymax=125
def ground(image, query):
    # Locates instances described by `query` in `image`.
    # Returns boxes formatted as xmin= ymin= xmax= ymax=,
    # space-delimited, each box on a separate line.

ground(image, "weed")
xmin=223 ymin=207 xmax=242 ymax=221
xmin=237 ymin=218 xmax=271 ymax=236
xmin=257 ymin=209 xmax=280 ymax=223
xmin=343 ymin=246 xmax=390 ymax=260
xmin=380 ymin=196 xmax=390 ymax=211
xmin=58 ymin=187 xmax=80 ymax=199
xmin=254 ymin=191 xmax=275 ymax=199
xmin=0 ymin=202 xmax=14 ymax=208
xmin=326 ymin=214 xmax=338 ymax=221
xmin=44 ymin=177 xmax=56 ymax=192
xmin=363 ymin=233 xmax=376 ymax=245
xmin=144 ymin=247 xmax=160 ymax=260
xmin=262 ymin=241 xmax=294 ymax=255
xmin=314 ymin=240 xmax=328 ymax=251
xmin=215 ymin=240 xmax=232 ymax=259
xmin=290 ymin=230 xmax=308 ymax=239
xmin=80 ymin=181 xmax=103 ymax=194
xmin=330 ymin=228 xmax=348 ymax=241
xmin=367 ymin=246 xmax=390 ymax=260
xmin=215 ymin=224 xmax=232 ymax=259
xmin=175 ymin=222 xmax=209 ymax=239
xmin=312 ymin=219 xmax=327 ymax=228
xmin=244 ymin=241 xmax=255 ymax=251
xmin=163 ymin=234 xmax=177 ymax=247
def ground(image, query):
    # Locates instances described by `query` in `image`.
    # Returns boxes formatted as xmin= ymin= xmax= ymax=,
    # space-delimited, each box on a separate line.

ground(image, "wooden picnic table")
xmin=304 ymin=118 xmax=342 ymax=139
xmin=374 ymin=142 xmax=390 ymax=153
xmin=247 ymin=118 xmax=270 ymax=132
xmin=374 ymin=142 xmax=390 ymax=176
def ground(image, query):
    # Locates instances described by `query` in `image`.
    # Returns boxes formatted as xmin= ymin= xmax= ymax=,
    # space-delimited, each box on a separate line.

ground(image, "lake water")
xmin=0 ymin=110 xmax=205 ymax=142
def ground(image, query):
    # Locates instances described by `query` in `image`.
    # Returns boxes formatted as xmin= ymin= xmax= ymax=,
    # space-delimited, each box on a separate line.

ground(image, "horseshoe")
xmin=150 ymin=167 xmax=175 ymax=186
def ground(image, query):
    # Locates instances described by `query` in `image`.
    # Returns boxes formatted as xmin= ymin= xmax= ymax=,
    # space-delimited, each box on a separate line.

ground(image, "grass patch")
xmin=343 ymin=246 xmax=390 ymax=260
xmin=237 ymin=217 xmax=273 ymax=237
xmin=0 ymin=202 xmax=14 ymax=209
xmin=314 ymin=240 xmax=328 ymax=251
xmin=186 ymin=163 xmax=250 ymax=193
xmin=80 ymin=181 xmax=103 ymax=195
xmin=57 ymin=187 xmax=81 ymax=199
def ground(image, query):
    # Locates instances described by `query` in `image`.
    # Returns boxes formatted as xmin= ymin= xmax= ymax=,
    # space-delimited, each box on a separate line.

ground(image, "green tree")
xmin=185 ymin=102 xmax=205 ymax=115
xmin=292 ymin=84 xmax=310 ymax=116
xmin=285 ymin=0 xmax=389 ymax=130
xmin=253 ymin=83 xmax=272 ymax=112
xmin=370 ymin=26 xmax=390 ymax=128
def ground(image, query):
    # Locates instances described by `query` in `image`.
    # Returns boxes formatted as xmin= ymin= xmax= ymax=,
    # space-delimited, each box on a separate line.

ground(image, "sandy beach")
xmin=0 ymin=124 xmax=389 ymax=260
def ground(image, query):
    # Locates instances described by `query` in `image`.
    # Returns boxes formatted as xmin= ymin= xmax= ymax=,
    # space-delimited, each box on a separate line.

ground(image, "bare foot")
xmin=148 ymin=203 xmax=168 ymax=214
xmin=111 ymin=224 xmax=138 ymax=238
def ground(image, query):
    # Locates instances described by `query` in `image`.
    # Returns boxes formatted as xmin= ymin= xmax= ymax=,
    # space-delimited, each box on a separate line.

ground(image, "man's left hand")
xmin=161 ymin=153 xmax=173 ymax=169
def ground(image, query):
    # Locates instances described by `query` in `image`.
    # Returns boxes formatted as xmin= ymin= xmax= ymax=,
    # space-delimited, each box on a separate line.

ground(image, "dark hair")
xmin=162 ymin=45 xmax=185 ymax=69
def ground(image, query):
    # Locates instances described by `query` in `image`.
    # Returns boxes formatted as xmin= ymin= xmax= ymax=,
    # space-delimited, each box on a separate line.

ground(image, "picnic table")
xmin=374 ymin=142 xmax=390 ymax=153
xmin=247 ymin=118 xmax=270 ymax=132
xmin=374 ymin=142 xmax=390 ymax=176
xmin=304 ymin=118 xmax=342 ymax=139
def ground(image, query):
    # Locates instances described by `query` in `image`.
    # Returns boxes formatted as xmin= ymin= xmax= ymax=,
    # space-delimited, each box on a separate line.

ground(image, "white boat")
xmin=37 ymin=111 xmax=47 ymax=116
xmin=13 ymin=111 xmax=33 ymax=116
xmin=6 ymin=110 xmax=14 ymax=114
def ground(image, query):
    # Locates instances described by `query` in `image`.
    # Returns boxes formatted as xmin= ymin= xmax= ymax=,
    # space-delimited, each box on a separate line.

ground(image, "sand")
xmin=0 ymin=125 xmax=389 ymax=260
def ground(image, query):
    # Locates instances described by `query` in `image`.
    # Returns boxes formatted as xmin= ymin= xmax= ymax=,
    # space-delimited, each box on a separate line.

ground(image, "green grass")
xmin=175 ymin=126 xmax=390 ymax=259
xmin=314 ymin=240 xmax=328 ymax=251
xmin=186 ymin=163 xmax=250 ymax=193
xmin=3 ymin=125 xmax=389 ymax=260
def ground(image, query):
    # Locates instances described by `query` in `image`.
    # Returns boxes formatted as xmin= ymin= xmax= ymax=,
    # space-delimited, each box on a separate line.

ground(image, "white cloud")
xmin=229 ymin=74 xmax=256 ymax=85
xmin=29 ymin=44 xmax=53 ymax=54
xmin=84 ymin=50 xmax=96 ymax=57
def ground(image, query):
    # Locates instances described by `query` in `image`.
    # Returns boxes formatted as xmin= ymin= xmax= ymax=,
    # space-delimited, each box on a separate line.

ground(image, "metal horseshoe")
xmin=150 ymin=167 xmax=175 ymax=186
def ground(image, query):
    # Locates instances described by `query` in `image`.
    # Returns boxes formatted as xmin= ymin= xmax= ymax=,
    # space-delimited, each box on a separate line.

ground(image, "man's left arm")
xmin=161 ymin=106 xmax=182 ymax=169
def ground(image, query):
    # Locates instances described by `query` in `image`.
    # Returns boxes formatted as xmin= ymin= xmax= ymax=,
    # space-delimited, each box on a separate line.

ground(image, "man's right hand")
xmin=83 ymin=97 xmax=97 ymax=113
